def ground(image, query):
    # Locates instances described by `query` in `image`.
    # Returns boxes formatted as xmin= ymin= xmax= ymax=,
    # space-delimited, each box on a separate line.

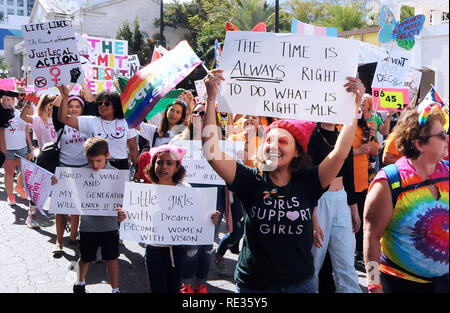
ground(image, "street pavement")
xmin=0 ymin=168 xmax=367 ymax=293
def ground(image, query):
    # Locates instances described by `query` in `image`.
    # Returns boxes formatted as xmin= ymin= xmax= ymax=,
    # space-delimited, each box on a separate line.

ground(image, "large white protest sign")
xmin=49 ymin=167 xmax=128 ymax=216
xmin=22 ymin=20 xmax=84 ymax=89
xmin=120 ymin=183 xmax=217 ymax=245
xmin=20 ymin=157 xmax=53 ymax=216
xmin=217 ymin=31 xmax=359 ymax=125
xmin=171 ymin=140 xmax=244 ymax=185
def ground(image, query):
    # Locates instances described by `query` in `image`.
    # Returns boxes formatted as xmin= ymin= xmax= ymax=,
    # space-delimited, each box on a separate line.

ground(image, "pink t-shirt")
xmin=30 ymin=116 xmax=57 ymax=148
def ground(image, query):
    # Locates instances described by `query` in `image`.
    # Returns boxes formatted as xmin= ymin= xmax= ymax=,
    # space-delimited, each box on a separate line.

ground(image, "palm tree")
xmin=226 ymin=0 xmax=275 ymax=31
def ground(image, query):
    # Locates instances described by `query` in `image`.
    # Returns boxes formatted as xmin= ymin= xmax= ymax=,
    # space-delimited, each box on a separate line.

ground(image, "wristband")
xmin=353 ymin=112 xmax=362 ymax=119
xmin=368 ymin=284 xmax=382 ymax=291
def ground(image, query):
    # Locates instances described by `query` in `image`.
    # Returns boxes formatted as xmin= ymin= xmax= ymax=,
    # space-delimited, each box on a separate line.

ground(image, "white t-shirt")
xmin=30 ymin=115 xmax=57 ymax=148
xmin=59 ymin=125 xmax=89 ymax=166
xmin=5 ymin=109 xmax=27 ymax=150
xmin=77 ymin=116 xmax=137 ymax=159
xmin=138 ymin=122 xmax=178 ymax=148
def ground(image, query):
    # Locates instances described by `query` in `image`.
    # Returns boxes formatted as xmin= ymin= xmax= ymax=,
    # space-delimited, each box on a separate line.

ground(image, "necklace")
xmin=317 ymin=128 xmax=336 ymax=148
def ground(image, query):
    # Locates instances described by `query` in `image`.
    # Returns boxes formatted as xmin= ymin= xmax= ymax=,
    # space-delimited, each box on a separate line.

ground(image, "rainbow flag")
xmin=291 ymin=18 xmax=338 ymax=37
xmin=121 ymin=41 xmax=202 ymax=128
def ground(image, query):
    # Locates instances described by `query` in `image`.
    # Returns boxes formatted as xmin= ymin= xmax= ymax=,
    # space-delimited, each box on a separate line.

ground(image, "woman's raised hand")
xmin=204 ymin=69 xmax=225 ymax=100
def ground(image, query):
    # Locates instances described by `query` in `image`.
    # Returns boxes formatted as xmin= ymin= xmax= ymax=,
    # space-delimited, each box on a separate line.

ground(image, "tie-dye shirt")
xmin=370 ymin=157 xmax=449 ymax=283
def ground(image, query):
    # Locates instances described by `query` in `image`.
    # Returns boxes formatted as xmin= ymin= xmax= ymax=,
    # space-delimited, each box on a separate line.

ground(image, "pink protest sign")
xmin=0 ymin=78 xmax=16 ymax=90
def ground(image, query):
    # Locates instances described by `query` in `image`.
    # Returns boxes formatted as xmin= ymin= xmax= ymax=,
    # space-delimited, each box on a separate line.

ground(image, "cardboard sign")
xmin=171 ymin=140 xmax=245 ymax=185
xmin=372 ymin=88 xmax=410 ymax=111
xmin=120 ymin=183 xmax=217 ymax=245
xmin=21 ymin=20 xmax=84 ymax=89
xmin=49 ymin=167 xmax=129 ymax=216
xmin=128 ymin=54 xmax=141 ymax=77
xmin=371 ymin=51 xmax=411 ymax=111
xmin=217 ymin=31 xmax=360 ymax=125
xmin=20 ymin=157 xmax=54 ymax=215
xmin=82 ymin=35 xmax=128 ymax=93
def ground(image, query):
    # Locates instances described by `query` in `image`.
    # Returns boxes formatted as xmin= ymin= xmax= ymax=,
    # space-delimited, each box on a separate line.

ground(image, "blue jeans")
xmin=236 ymin=276 xmax=317 ymax=293
xmin=182 ymin=245 xmax=213 ymax=286
xmin=144 ymin=245 xmax=185 ymax=293
xmin=311 ymin=189 xmax=361 ymax=293
xmin=216 ymin=196 xmax=244 ymax=256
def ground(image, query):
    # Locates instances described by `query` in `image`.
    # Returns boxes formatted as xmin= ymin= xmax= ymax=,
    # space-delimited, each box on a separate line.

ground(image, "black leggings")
xmin=381 ymin=272 xmax=434 ymax=293
xmin=354 ymin=189 xmax=368 ymax=254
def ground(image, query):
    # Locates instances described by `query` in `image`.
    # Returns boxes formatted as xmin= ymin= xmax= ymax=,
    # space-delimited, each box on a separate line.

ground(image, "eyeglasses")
xmin=193 ymin=111 xmax=205 ymax=117
xmin=97 ymin=101 xmax=112 ymax=107
xmin=426 ymin=131 xmax=448 ymax=141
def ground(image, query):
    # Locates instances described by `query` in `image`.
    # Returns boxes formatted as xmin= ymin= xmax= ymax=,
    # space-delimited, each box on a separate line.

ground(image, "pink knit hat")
xmin=149 ymin=144 xmax=187 ymax=165
xmin=265 ymin=119 xmax=316 ymax=152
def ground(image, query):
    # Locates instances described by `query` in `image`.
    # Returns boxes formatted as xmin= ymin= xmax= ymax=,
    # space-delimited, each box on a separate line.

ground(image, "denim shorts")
xmin=6 ymin=147 xmax=28 ymax=160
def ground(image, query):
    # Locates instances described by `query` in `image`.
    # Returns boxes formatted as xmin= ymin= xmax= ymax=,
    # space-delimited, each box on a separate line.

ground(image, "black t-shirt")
xmin=227 ymin=162 xmax=326 ymax=290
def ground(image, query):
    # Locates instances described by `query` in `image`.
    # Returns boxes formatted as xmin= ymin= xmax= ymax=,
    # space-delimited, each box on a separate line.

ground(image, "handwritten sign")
xmin=372 ymin=88 xmax=410 ymax=111
xmin=217 ymin=31 xmax=359 ymax=125
xmin=20 ymin=157 xmax=53 ymax=216
xmin=371 ymin=51 xmax=411 ymax=111
xmin=83 ymin=35 xmax=128 ymax=93
xmin=21 ymin=20 xmax=84 ymax=89
xmin=49 ymin=167 xmax=128 ymax=216
xmin=120 ymin=183 xmax=217 ymax=245
xmin=128 ymin=54 xmax=141 ymax=77
xmin=171 ymin=140 xmax=244 ymax=185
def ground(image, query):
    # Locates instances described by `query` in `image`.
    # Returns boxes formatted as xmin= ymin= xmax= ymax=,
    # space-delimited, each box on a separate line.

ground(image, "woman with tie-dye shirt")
xmin=364 ymin=107 xmax=449 ymax=293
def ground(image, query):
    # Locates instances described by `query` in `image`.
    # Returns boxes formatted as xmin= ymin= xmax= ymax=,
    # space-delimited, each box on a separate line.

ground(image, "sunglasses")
xmin=97 ymin=101 xmax=112 ymax=107
xmin=193 ymin=111 xmax=205 ymax=117
xmin=426 ymin=131 xmax=448 ymax=141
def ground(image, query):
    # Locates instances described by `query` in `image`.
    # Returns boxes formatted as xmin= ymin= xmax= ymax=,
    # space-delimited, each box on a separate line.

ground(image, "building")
xmin=7 ymin=0 xmax=187 ymax=82
xmin=0 ymin=0 xmax=35 ymax=18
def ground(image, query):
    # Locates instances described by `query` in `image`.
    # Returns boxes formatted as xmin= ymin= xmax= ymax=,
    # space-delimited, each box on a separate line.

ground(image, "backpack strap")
xmin=384 ymin=160 xmax=449 ymax=208
xmin=383 ymin=164 xmax=402 ymax=208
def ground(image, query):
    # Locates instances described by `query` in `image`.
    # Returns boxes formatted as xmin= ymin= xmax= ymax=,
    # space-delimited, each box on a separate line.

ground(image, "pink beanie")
xmin=149 ymin=144 xmax=187 ymax=165
xmin=265 ymin=119 xmax=316 ymax=152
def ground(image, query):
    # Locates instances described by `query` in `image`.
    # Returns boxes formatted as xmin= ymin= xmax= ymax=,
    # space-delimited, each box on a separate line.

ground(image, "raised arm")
xmin=57 ymin=85 xmax=79 ymax=130
xmin=318 ymin=78 xmax=365 ymax=189
xmin=202 ymin=69 xmax=237 ymax=185
xmin=20 ymin=101 xmax=34 ymax=124
xmin=80 ymin=82 xmax=95 ymax=102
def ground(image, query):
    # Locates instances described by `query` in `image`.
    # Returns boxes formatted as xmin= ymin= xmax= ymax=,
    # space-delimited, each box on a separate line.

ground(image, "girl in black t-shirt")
xmin=200 ymin=69 xmax=365 ymax=293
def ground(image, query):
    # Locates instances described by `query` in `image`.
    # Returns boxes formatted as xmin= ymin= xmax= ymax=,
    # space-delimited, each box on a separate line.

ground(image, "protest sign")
xmin=120 ymin=183 xmax=217 ymax=245
xmin=371 ymin=51 xmax=411 ymax=111
xmin=21 ymin=20 xmax=84 ymax=89
xmin=20 ymin=157 xmax=53 ymax=216
xmin=194 ymin=79 xmax=207 ymax=102
xmin=121 ymin=41 xmax=202 ymax=128
xmin=128 ymin=54 xmax=141 ymax=77
xmin=49 ymin=167 xmax=128 ymax=216
xmin=217 ymin=31 xmax=359 ymax=125
xmin=82 ymin=35 xmax=128 ymax=93
xmin=0 ymin=78 xmax=15 ymax=90
xmin=171 ymin=140 xmax=244 ymax=185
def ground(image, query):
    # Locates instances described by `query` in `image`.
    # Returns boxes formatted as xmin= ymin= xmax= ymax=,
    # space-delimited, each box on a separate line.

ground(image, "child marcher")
xmin=70 ymin=136 xmax=126 ymax=293
xmin=139 ymin=144 xmax=220 ymax=293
